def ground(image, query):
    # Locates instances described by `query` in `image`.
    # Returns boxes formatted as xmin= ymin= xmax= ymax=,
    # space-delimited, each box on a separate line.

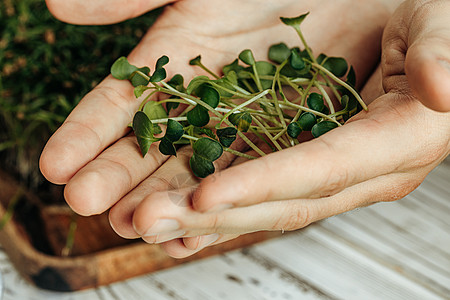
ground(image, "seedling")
xmin=111 ymin=13 xmax=367 ymax=178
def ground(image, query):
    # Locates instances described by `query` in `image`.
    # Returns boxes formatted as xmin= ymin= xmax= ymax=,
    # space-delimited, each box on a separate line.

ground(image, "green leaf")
xmin=165 ymin=119 xmax=184 ymax=142
xmin=111 ymin=57 xmax=138 ymax=80
xmin=340 ymin=94 xmax=360 ymax=121
xmin=228 ymin=112 xmax=252 ymax=132
xmin=129 ymin=67 xmax=150 ymax=87
xmin=194 ymin=127 xmax=217 ymax=139
xmin=322 ymin=57 xmax=348 ymax=77
xmin=316 ymin=53 xmax=327 ymax=65
xmin=307 ymin=93 xmax=325 ymax=112
xmin=189 ymin=154 xmax=215 ymax=178
xmin=239 ymin=49 xmax=256 ymax=65
xmin=167 ymin=74 xmax=185 ymax=92
xmin=166 ymin=101 xmax=180 ymax=114
xmin=297 ymin=112 xmax=317 ymax=131
xmin=223 ymin=59 xmax=244 ymax=75
xmin=150 ymin=68 xmax=166 ymax=82
xmin=158 ymin=119 xmax=184 ymax=156
xmin=268 ymin=43 xmax=291 ymax=64
xmin=159 ymin=138 xmax=177 ymax=156
xmin=198 ymin=84 xmax=220 ymax=108
xmin=143 ymin=101 xmax=168 ymax=121
xmin=289 ymin=48 xmax=306 ymax=70
xmin=225 ymin=70 xmax=238 ymax=85
xmin=132 ymin=111 xmax=160 ymax=156
xmin=192 ymin=138 xmax=223 ymax=161
xmin=190 ymin=138 xmax=224 ymax=178
xmin=280 ymin=12 xmax=309 ymax=27
xmin=187 ymin=105 xmax=210 ymax=127
xmin=311 ymin=121 xmax=339 ymax=138
xmin=189 ymin=55 xmax=202 ymax=66
xmin=153 ymin=124 xmax=163 ymax=135
xmin=280 ymin=61 xmax=311 ymax=78
xmin=155 ymin=55 xmax=169 ymax=70
xmin=187 ymin=75 xmax=210 ymax=95
xmin=134 ymin=85 xmax=150 ymax=98
xmin=216 ymin=127 xmax=237 ymax=147
xmin=245 ymin=61 xmax=276 ymax=89
xmin=213 ymin=78 xmax=236 ymax=98
xmin=255 ymin=61 xmax=276 ymax=75
xmin=287 ymin=122 xmax=302 ymax=138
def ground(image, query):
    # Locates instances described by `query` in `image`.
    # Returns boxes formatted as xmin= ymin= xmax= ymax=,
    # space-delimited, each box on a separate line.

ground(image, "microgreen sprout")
xmin=110 ymin=13 xmax=367 ymax=178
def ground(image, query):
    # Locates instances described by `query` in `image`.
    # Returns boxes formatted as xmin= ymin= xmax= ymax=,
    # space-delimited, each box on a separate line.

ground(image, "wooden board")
xmin=0 ymin=158 xmax=448 ymax=298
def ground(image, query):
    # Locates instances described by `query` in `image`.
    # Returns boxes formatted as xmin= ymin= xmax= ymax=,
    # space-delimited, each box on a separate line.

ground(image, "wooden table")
xmin=1 ymin=157 xmax=449 ymax=300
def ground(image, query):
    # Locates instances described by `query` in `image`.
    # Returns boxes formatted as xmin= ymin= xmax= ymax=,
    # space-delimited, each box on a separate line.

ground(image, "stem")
xmin=151 ymin=116 xmax=188 ymax=123
xmin=219 ymin=90 xmax=270 ymax=126
xmin=294 ymin=27 xmax=317 ymax=64
xmin=197 ymin=63 xmax=220 ymax=79
xmin=253 ymin=116 xmax=283 ymax=151
xmin=208 ymin=81 xmax=250 ymax=98
xmin=312 ymin=63 xmax=367 ymax=111
xmin=315 ymin=82 xmax=335 ymax=115
xmin=138 ymin=89 xmax=159 ymax=111
xmin=323 ymin=76 xmax=342 ymax=103
xmin=160 ymin=83 xmax=266 ymax=156
xmin=280 ymin=102 xmax=342 ymax=126
xmin=251 ymin=64 xmax=264 ymax=91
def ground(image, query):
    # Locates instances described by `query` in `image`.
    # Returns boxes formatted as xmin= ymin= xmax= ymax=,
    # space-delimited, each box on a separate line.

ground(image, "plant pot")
xmin=0 ymin=169 xmax=280 ymax=291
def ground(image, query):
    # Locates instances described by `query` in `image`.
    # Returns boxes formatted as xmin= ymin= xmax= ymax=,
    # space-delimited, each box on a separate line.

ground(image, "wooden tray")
xmin=0 ymin=170 xmax=280 ymax=291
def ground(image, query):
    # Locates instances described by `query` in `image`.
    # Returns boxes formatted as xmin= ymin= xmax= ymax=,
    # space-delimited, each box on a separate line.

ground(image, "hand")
xmin=40 ymin=0 xmax=389 ymax=212
xmin=40 ymin=0 xmax=391 ymax=210
xmin=123 ymin=0 xmax=450 ymax=258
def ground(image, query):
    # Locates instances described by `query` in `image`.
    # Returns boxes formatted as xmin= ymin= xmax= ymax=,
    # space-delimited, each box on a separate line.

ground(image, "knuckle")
xmin=92 ymin=85 xmax=134 ymax=118
xmin=274 ymin=206 xmax=312 ymax=231
xmin=312 ymin=139 xmax=351 ymax=197
xmin=207 ymin=213 xmax=222 ymax=232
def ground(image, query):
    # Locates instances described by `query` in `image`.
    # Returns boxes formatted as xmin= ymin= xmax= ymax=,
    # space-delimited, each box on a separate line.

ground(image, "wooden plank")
xmin=147 ymin=249 xmax=334 ymax=300
xmin=253 ymin=226 xmax=444 ymax=300
xmin=319 ymin=214 xmax=450 ymax=297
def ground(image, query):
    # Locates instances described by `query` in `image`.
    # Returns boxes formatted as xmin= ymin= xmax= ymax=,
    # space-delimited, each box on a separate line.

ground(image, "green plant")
xmin=111 ymin=13 xmax=367 ymax=178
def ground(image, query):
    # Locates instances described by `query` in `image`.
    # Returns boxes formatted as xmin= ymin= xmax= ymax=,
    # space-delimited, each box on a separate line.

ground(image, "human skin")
xmin=40 ymin=0 xmax=450 ymax=258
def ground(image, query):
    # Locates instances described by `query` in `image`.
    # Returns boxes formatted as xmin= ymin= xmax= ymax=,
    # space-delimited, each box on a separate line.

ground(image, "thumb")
xmin=404 ymin=0 xmax=450 ymax=112
xmin=46 ymin=0 xmax=178 ymax=25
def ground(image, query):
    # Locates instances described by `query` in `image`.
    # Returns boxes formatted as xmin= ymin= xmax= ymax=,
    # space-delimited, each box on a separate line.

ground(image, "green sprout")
xmin=110 ymin=12 xmax=367 ymax=178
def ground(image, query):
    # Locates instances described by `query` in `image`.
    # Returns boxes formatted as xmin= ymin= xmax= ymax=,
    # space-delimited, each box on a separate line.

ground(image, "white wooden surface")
xmin=0 ymin=157 xmax=449 ymax=300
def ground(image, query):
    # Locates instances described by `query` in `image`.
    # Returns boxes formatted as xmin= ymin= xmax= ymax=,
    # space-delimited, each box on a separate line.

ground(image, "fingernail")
xmin=155 ymin=230 xmax=186 ymax=243
xmin=208 ymin=203 xmax=233 ymax=212
xmin=144 ymin=219 xmax=180 ymax=236
xmin=197 ymin=233 xmax=220 ymax=249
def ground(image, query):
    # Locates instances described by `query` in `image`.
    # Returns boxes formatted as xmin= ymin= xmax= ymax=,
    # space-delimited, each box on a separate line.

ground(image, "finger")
xmin=385 ymin=0 xmax=450 ymax=112
xmin=45 ymin=0 xmax=177 ymax=25
xmin=63 ymin=135 xmax=168 ymax=216
xmin=160 ymin=234 xmax=240 ymax=259
xmin=130 ymin=170 xmax=425 ymax=245
xmin=108 ymin=136 xmax=255 ymax=238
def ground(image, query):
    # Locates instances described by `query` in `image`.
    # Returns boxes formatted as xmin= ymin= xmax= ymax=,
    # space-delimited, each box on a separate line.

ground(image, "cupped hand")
xmin=120 ymin=0 xmax=450 ymax=258
xmin=40 ymin=0 xmax=390 ymax=213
